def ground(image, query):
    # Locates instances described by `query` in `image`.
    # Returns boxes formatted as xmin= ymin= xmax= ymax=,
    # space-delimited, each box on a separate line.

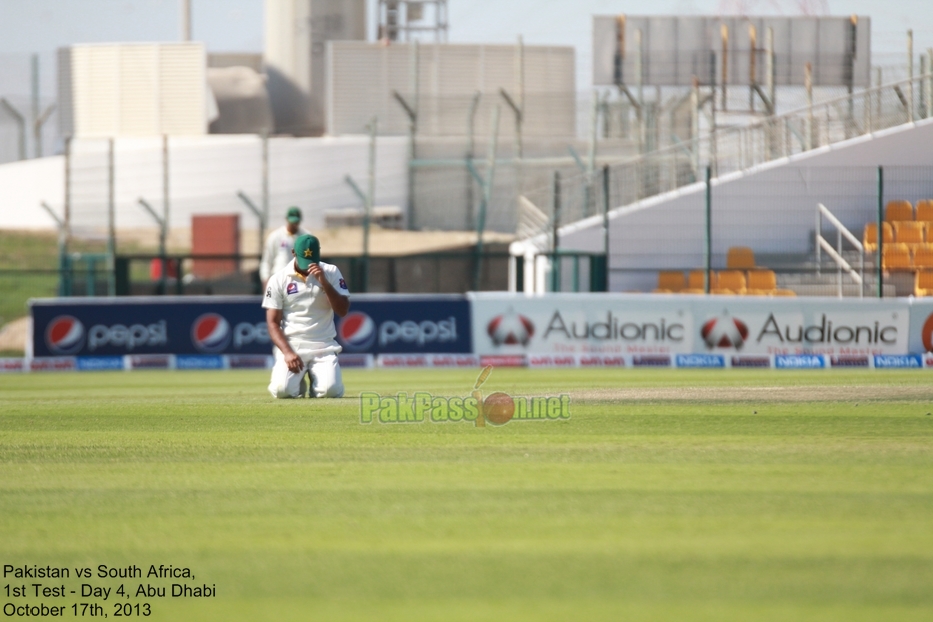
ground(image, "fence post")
xmin=907 ymin=30 xmax=914 ymax=123
xmin=552 ymin=170 xmax=561 ymax=292
xmin=107 ymin=138 xmax=116 ymax=296
xmin=161 ymin=135 xmax=170 ymax=295
xmin=603 ymin=164 xmax=611 ymax=290
xmin=877 ymin=166 xmax=884 ymax=298
xmin=62 ymin=137 xmax=72 ymax=296
xmin=261 ymin=132 xmax=269 ymax=261
xmin=705 ymin=166 xmax=712 ymax=294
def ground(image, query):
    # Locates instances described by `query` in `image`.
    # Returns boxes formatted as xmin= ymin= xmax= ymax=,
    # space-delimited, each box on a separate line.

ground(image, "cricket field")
xmin=1 ymin=368 xmax=932 ymax=621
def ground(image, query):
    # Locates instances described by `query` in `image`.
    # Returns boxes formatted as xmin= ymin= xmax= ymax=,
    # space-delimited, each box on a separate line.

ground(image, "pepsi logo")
xmin=191 ymin=313 xmax=232 ymax=353
xmin=701 ymin=316 xmax=749 ymax=349
xmin=338 ymin=312 xmax=376 ymax=350
xmin=487 ymin=310 xmax=535 ymax=346
xmin=46 ymin=315 xmax=86 ymax=354
xmin=923 ymin=313 xmax=933 ymax=352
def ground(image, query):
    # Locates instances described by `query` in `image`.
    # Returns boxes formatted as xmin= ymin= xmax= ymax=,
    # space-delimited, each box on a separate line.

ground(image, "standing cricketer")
xmin=263 ymin=234 xmax=350 ymax=398
xmin=259 ymin=206 xmax=311 ymax=289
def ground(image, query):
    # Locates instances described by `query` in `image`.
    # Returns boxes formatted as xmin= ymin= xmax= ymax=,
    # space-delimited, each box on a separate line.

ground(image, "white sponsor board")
xmin=468 ymin=293 xmax=913 ymax=358
xmin=908 ymin=299 xmax=933 ymax=356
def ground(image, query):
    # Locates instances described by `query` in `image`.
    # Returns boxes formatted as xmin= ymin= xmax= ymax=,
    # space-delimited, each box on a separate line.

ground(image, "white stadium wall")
xmin=0 ymin=135 xmax=408 ymax=234
xmin=555 ymin=118 xmax=933 ymax=293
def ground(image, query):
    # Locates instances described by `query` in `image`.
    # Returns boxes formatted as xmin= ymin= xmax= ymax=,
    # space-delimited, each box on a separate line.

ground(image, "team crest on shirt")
xmin=339 ymin=278 xmax=348 ymax=290
xmin=287 ymin=282 xmax=299 ymax=295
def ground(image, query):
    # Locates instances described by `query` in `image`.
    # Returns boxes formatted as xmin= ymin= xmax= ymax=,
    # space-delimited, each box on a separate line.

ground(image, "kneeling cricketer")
xmin=263 ymin=234 xmax=350 ymax=398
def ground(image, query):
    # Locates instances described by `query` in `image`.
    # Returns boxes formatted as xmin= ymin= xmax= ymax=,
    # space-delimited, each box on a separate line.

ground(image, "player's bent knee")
xmin=314 ymin=382 xmax=344 ymax=398
xmin=269 ymin=382 xmax=298 ymax=399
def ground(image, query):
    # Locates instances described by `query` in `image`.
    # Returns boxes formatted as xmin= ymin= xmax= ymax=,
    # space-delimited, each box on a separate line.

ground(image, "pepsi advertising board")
xmin=31 ymin=297 xmax=270 ymax=357
xmin=334 ymin=294 xmax=471 ymax=354
xmin=31 ymin=294 xmax=471 ymax=358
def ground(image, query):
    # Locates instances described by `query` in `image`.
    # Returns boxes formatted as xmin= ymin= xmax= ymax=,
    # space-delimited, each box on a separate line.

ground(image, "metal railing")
xmin=523 ymin=73 xmax=933 ymax=235
xmin=815 ymin=203 xmax=865 ymax=298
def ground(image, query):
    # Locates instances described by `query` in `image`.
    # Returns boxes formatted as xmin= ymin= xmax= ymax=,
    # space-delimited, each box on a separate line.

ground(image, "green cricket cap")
xmin=294 ymin=234 xmax=321 ymax=270
xmin=286 ymin=206 xmax=302 ymax=224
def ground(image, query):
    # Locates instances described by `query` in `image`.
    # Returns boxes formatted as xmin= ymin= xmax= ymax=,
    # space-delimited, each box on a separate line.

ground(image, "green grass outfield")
xmin=1 ymin=368 xmax=932 ymax=621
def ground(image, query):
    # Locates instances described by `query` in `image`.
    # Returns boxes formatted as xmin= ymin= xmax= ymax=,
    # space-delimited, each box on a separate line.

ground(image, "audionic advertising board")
xmin=468 ymin=293 xmax=913 ymax=358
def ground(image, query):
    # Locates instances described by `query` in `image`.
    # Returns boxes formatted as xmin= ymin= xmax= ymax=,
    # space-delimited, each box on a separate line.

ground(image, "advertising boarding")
xmin=469 ymin=293 xmax=913 ymax=364
xmin=31 ymin=295 xmax=471 ymax=358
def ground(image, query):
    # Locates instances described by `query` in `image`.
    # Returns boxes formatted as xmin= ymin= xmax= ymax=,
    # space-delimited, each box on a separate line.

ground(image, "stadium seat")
xmin=863 ymin=222 xmax=893 ymax=252
xmin=717 ymin=270 xmax=747 ymax=294
xmin=885 ymin=200 xmax=913 ymax=223
xmin=913 ymin=245 xmax=933 ymax=269
xmin=916 ymin=199 xmax=933 ymax=224
xmin=894 ymin=221 xmax=925 ymax=248
xmin=915 ymin=270 xmax=933 ymax=297
xmin=746 ymin=269 xmax=777 ymax=295
xmin=882 ymin=243 xmax=912 ymax=271
xmin=726 ymin=246 xmax=756 ymax=270
xmin=654 ymin=271 xmax=686 ymax=293
xmin=773 ymin=289 xmax=797 ymax=296
xmin=687 ymin=270 xmax=717 ymax=292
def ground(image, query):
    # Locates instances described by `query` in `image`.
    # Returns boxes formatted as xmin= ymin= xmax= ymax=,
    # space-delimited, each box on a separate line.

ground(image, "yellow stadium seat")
xmin=882 ymin=243 xmax=912 ymax=271
xmin=746 ymin=269 xmax=777 ymax=295
xmin=655 ymin=271 xmax=686 ymax=293
xmin=688 ymin=270 xmax=717 ymax=291
xmin=915 ymin=270 xmax=933 ymax=297
xmin=894 ymin=221 xmax=925 ymax=247
xmin=726 ymin=246 xmax=756 ymax=270
xmin=913 ymin=245 xmax=933 ymax=269
xmin=886 ymin=200 xmax=913 ymax=223
xmin=863 ymin=222 xmax=893 ymax=252
xmin=916 ymin=199 xmax=933 ymax=224
xmin=717 ymin=270 xmax=747 ymax=294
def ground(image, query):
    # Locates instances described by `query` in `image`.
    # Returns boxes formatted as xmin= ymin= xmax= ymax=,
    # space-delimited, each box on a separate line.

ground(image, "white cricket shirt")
xmin=259 ymin=225 xmax=311 ymax=282
xmin=262 ymin=261 xmax=350 ymax=351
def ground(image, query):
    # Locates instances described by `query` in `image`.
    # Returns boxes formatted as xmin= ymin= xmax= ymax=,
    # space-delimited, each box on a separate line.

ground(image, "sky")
xmin=0 ymin=0 xmax=931 ymax=94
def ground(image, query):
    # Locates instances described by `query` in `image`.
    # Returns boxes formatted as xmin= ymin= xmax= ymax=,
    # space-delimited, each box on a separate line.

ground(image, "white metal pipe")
xmin=908 ymin=30 xmax=914 ymax=123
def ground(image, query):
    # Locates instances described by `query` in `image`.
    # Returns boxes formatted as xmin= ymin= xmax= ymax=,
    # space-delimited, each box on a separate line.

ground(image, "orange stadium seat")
xmin=716 ymin=270 xmax=747 ymax=294
xmin=894 ymin=221 xmax=925 ymax=248
xmin=916 ymin=270 xmax=933 ymax=297
xmin=726 ymin=246 xmax=756 ymax=270
xmin=654 ymin=271 xmax=686 ymax=293
xmin=882 ymin=243 xmax=912 ymax=271
xmin=746 ymin=269 xmax=777 ymax=295
xmin=916 ymin=199 xmax=933 ymax=224
xmin=885 ymin=200 xmax=913 ymax=223
xmin=913 ymin=245 xmax=933 ymax=269
xmin=687 ymin=270 xmax=717 ymax=292
xmin=863 ymin=222 xmax=893 ymax=252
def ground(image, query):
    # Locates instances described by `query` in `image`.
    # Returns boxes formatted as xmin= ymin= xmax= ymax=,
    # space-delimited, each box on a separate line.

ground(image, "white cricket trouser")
xmin=268 ymin=349 xmax=344 ymax=399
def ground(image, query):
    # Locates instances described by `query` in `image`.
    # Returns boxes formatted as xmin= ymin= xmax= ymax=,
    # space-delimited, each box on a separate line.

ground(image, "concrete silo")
xmin=264 ymin=0 xmax=367 ymax=136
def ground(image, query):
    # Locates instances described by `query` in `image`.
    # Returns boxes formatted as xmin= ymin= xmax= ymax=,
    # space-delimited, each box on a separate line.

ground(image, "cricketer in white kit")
xmin=259 ymin=206 xmax=311 ymax=288
xmin=262 ymin=234 xmax=350 ymax=398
